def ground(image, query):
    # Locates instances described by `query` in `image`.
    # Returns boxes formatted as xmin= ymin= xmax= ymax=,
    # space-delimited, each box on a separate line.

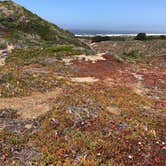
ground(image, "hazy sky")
xmin=13 ymin=0 xmax=166 ymax=32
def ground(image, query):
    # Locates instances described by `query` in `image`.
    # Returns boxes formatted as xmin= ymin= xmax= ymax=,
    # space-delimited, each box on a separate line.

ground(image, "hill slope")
xmin=0 ymin=0 xmax=87 ymax=48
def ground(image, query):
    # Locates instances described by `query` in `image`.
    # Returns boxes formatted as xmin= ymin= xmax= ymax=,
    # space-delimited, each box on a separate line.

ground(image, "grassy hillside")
xmin=0 ymin=0 xmax=88 ymax=48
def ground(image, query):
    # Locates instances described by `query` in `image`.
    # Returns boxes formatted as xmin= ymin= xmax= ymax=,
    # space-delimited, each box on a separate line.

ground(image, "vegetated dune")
xmin=0 ymin=0 xmax=89 ymax=49
xmin=0 ymin=1 xmax=165 ymax=165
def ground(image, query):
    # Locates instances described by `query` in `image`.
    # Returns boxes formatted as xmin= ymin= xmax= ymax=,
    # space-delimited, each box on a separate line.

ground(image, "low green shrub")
xmin=123 ymin=50 xmax=143 ymax=60
xmin=0 ymin=40 xmax=7 ymax=49
xmin=91 ymin=36 xmax=126 ymax=42
xmin=147 ymin=35 xmax=166 ymax=40
xmin=5 ymin=46 xmax=82 ymax=65
xmin=46 ymin=46 xmax=73 ymax=53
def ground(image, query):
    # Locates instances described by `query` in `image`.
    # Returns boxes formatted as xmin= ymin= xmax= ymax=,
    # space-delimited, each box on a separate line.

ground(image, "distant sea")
xmin=70 ymin=29 xmax=166 ymax=37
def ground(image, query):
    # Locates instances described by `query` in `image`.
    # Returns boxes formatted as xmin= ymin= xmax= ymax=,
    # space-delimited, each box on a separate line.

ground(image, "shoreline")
xmin=75 ymin=33 xmax=166 ymax=37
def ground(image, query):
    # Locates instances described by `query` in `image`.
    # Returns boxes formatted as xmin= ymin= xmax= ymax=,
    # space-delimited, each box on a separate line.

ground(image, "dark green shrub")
xmin=135 ymin=33 xmax=147 ymax=40
xmin=92 ymin=36 xmax=110 ymax=42
xmin=160 ymin=35 xmax=166 ymax=39
xmin=91 ymin=36 xmax=126 ymax=42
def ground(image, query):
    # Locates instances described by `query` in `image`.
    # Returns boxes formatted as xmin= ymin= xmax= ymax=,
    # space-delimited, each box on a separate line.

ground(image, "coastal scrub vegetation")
xmin=82 ymin=33 xmax=166 ymax=43
xmin=91 ymin=36 xmax=126 ymax=42
xmin=0 ymin=0 xmax=89 ymax=49
xmin=0 ymin=1 xmax=165 ymax=165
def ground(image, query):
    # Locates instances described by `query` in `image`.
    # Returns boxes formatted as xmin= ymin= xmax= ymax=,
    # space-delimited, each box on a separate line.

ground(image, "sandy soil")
xmin=62 ymin=53 xmax=106 ymax=65
xmin=0 ymin=44 xmax=14 ymax=66
xmin=0 ymin=88 xmax=61 ymax=119
xmin=71 ymin=77 xmax=99 ymax=83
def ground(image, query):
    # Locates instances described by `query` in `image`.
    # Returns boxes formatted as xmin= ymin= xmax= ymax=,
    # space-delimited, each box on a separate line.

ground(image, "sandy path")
xmin=62 ymin=53 xmax=106 ymax=65
xmin=0 ymin=88 xmax=61 ymax=119
xmin=0 ymin=44 xmax=14 ymax=66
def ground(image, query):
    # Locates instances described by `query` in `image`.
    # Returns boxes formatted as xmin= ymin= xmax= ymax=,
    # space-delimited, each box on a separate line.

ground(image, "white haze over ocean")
xmin=71 ymin=30 xmax=166 ymax=37
xmin=75 ymin=33 xmax=166 ymax=37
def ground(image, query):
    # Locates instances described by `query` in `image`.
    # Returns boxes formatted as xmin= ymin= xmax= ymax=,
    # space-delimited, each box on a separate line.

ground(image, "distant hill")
xmin=0 ymin=0 xmax=88 ymax=48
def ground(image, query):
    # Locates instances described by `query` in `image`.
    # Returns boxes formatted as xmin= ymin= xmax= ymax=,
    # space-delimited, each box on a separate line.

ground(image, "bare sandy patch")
xmin=106 ymin=105 xmax=122 ymax=116
xmin=76 ymin=53 xmax=106 ymax=63
xmin=71 ymin=77 xmax=99 ymax=83
xmin=62 ymin=53 xmax=106 ymax=65
xmin=0 ymin=44 xmax=14 ymax=55
xmin=131 ymin=73 xmax=145 ymax=96
xmin=104 ymin=77 xmax=146 ymax=96
xmin=132 ymin=73 xmax=144 ymax=81
xmin=132 ymin=82 xmax=145 ymax=96
xmin=0 ymin=58 xmax=5 ymax=66
xmin=103 ymin=78 xmax=117 ymax=86
xmin=0 ymin=44 xmax=14 ymax=66
xmin=0 ymin=88 xmax=61 ymax=119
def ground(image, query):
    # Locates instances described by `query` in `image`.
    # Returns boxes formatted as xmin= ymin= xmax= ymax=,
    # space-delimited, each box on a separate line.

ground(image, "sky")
xmin=13 ymin=0 xmax=166 ymax=33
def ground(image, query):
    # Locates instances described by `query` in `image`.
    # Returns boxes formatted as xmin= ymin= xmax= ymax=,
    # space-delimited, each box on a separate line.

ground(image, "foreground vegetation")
xmin=0 ymin=42 xmax=165 ymax=165
xmin=0 ymin=45 xmax=84 ymax=98
xmin=0 ymin=1 xmax=165 ymax=165
xmin=35 ymin=83 xmax=165 ymax=165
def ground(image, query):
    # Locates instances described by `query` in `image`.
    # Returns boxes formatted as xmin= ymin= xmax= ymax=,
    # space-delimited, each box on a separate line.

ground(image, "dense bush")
xmin=91 ymin=36 xmax=110 ymax=42
xmin=135 ymin=33 xmax=147 ymax=40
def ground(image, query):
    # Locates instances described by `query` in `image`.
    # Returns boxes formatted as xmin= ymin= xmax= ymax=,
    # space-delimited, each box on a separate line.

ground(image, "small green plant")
xmin=0 ymin=40 xmax=7 ymax=49
xmin=7 ymin=134 xmax=27 ymax=146
xmin=46 ymin=46 xmax=73 ymax=53
xmin=123 ymin=50 xmax=143 ymax=61
xmin=0 ymin=73 xmax=17 ymax=84
xmin=0 ymin=109 xmax=18 ymax=119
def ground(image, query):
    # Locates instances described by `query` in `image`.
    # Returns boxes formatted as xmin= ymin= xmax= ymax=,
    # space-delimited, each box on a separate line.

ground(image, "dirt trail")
xmin=0 ymin=45 xmax=14 ymax=66
xmin=0 ymin=44 xmax=14 ymax=66
xmin=0 ymin=88 xmax=61 ymax=119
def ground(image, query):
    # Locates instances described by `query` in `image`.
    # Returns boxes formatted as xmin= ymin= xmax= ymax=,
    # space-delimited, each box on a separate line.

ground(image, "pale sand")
xmin=71 ymin=77 xmax=99 ymax=83
xmin=62 ymin=53 xmax=106 ymax=65
xmin=0 ymin=44 xmax=14 ymax=66
xmin=0 ymin=88 xmax=61 ymax=119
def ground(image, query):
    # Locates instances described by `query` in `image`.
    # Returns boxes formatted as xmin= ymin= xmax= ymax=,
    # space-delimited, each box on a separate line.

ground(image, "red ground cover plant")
xmin=72 ymin=54 xmax=137 ymax=84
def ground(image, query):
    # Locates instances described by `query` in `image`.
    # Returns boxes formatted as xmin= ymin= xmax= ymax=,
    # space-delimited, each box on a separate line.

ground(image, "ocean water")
xmin=70 ymin=29 xmax=166 ymax=37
